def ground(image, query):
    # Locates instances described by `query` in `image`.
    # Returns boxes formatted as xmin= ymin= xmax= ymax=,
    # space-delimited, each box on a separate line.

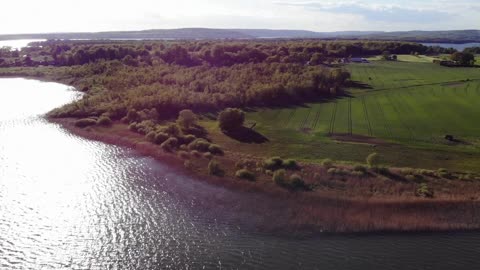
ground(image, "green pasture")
xmin=239 ymin=60 xmax=480 ymax=172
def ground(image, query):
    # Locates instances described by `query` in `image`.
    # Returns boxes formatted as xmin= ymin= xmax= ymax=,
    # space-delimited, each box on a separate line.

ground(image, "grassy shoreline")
xmin=44 ymin=117 xmax=480 ymax=233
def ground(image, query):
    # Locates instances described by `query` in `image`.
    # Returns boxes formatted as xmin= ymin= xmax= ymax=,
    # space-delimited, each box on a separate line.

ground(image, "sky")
xmin=1 ymin=0 xmax=479 ymax=34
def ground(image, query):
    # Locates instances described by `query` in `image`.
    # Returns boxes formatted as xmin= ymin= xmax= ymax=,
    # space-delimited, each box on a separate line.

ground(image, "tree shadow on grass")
xmin=222 ymin=127 xmax=269 ymax=144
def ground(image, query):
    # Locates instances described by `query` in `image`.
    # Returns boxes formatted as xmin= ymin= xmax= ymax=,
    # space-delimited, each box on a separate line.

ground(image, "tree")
xmin=177 ymin=109 xmax=197 ymax=129
xmin=218 ymin=108 xmax=245 ymax=131
xmin=451 ymin=52 xmax=475 ymax=66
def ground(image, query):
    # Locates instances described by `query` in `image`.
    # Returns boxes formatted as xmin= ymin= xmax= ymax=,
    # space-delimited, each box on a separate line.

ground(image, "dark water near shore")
xmin=422 ymin=42 xmax=480 ymax=51
xmin=1 ymin=78 xmax=480 ymax=269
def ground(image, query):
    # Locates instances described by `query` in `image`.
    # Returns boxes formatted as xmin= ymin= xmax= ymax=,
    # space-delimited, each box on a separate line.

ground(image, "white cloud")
xmin=0 ymin=0 xmax=478 ymax=34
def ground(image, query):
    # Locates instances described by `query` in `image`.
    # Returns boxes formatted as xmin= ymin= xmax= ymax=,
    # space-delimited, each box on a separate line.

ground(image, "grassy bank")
xmin=49 ymin=118 xmax=480 ymax=233
xmin=229 ymin=60 xmax=480 ymax=172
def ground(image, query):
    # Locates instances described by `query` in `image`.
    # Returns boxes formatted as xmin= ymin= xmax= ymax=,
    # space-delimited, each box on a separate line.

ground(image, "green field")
xmin=239 ymin=60 xmax=480 ymax=172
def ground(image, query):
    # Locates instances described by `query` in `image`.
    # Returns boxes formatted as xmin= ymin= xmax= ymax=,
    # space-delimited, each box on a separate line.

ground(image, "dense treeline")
xmin=49 ymin=60 xmax=349 ymax=120
xmin=1 ymin=40 xmax=455 ymax=68
xmin=0 ymin=39 xmax=453 ymax=122
xmin=463 ymin=47 xmax=480 ymax=54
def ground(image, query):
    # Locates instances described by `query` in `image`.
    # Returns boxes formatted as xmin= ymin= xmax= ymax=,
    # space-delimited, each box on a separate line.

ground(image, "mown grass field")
xmin=205 ymin=58 xmax=480 ymax=172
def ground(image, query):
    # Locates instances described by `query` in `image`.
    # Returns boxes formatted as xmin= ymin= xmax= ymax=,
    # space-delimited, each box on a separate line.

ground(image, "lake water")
xmin=1 ymin=78 xmax=480 ymax=269
xmin=0 ymin=39 xmax=46 ymax=50
xmin=422 ymin=42 xmax=480 ymax=51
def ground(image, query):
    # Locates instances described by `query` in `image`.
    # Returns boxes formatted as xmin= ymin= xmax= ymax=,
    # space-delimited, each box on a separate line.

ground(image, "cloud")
xmin=276 ymin=1 xmax=452 ymax=24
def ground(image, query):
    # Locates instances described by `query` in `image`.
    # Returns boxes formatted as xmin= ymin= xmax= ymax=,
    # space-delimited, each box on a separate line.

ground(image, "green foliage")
xmin=162 ymin=123 xmax=181 ymax=137
xmin=160 ymin=137 xmax=178 ymax=152
xmin=353 ymin=165 xmax=368 ymax=173
xmin=416 ymin=183 xmax=434 ymax=198
xmin=190 ymin=150 xmax=201 ymax=158
xmin=74 ymin=118 xmax=97 ymax=128
xmin=235 ymin=169 xmax=256 ymax=181
xmin=188 ymin=138 xmax=211 ymax=152
xmin=272 ymin=169 xmax=287 ymax=186
xmin=177 ymin=151 xmax=190 ymax=159
xmin=203 ymin=152 xmax=213 ymax=160
xmin=366 ymin=153 xmax=379 ymax=168
xmin=288 ymin=174 xmax=306 ymax=190
xmin=177 ymin=109 xmax=197 ymax=129
xmin=154 ymin=132 xmax=169 ymax=145
xmin=321 ymin=159 xmax=334 ymax=169
xmin=451 ymin=52 xmax=475 ymax=66
xmin=218 ymin=108 xmax=245 ymax=131
xmin=208 ymin=160 xmax=225 ymax=177
xmin=208 ymin=144 xmax=224 ymax=155
xmin=263 ymin=156 xmax=284 ymax=171
xmin=283 ymin=159 xmax=299 ymax=170
xmin=97 ymin=115 xmax=112 ymax=126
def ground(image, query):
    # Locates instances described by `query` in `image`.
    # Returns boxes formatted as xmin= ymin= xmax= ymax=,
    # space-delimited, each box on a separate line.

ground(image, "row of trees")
xmin=1 ymin=39 xmax=458 ymax=68
xmin=49 ymin=60 xmax=351 ymax=120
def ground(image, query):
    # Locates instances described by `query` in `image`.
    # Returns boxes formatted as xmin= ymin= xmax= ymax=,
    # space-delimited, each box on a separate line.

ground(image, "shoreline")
xmin=1 ymin=74 xmax=479 ymax=233
xmin=48 ymin=117 xmax=480 ymax=234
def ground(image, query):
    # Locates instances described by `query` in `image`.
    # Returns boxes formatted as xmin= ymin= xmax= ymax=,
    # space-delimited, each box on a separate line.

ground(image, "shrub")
xmin=154 ymin=132 xmax=169 ymax=145
xmin=437 ymin=168 xmax=451 ymax=178
xmin=416 ymin=183 xmax=434 ymax=198
xmin=203 ymin=152 xmax=213 ymax=159
xmin=321 ymin=159 xmax=334 ymax=169
xmin=218 ymin=108 xmax=245 ymax=131
xmin=405 ymin=175 xmax=416 ymax=182
xmin=351 ymin=171 xmax=365 ymax=177
xmin=188 ymin=138 xmax=211 ymax=152
xmin=366 ymin=153 xmax=378 ymax=168
xmin=177 ymin=109 xmax=197 ymax=129
xmin=190 ymin=150 xmax=201 ymax=158
xmin=374 ymin=166 xmax=390 ymax=176
xmin=208 ymin=160 xmax=225 ymax=177
xmin=353 ymin=165 xmax=367 ymax=173
xmin=134 ymin=120 xmax=156 ymax=135
xmin=263 ymin=156 xmax=284 ymax=170
xmin=181 ymin=134 xmax=197 ymax=144
xmin=235 ymin=169 xmax=256 ymax=181
xmin=97 ymin=115 xmax=112 ymax=126
xmin=178 ymin=151 xmax=190 ymax=159
xmin=288 ymin=174 xmax=306 ymax=189
xmin=126 ymin=109 xmax=139 ymax=122
xmin=145 ymin=131 xmax=156 ymax=142
xmin=272 ymin=169 xmax=287 ymax=186
xmin=327 ymin=168 xmax=337 ymax=175
xmin=283 ymin=159 xmax=299 ymax=170
xmin=160 ymin=137 xmax=178 ymax=152
xmin=74 ymin=118 xmax=97 ymax=128
xmin=163 ymin=123 xmax=181 ymax=137
xmin=208 ymin=144 xmax=224 ymax=155
xmin=128 ymin=122 xmax=138 ymax=131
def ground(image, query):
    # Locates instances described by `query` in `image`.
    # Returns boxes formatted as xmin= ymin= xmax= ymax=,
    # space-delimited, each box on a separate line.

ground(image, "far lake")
xmin=422 ymin=42 xmax=480 ymax=51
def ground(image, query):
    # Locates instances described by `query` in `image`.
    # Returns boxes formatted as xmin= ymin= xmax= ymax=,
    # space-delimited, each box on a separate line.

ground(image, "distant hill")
xmin=1 ymin=28 xmax=479 ymax=43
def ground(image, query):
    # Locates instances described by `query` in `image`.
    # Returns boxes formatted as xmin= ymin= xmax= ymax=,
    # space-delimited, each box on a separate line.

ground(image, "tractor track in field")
xmin=373 ymin=96 xmax=393 ymax=139
xmin=361 ymin=96 xmax=373 ymax=136
xmin=348 ymin=98 xmax=353 ymax=135
xmin=354 ymin=78 xmax=480 ymax=97
xmin=328 ymin=102 xmax=338 ymax=135
xmin=312 ymin=106 xmax=322 ymax=130
xmin=285 ymin=109 xmax=296 ymax=128
xmin=395 ymin=92 xmax=437 ymax=143
xmin=385 ymin=94 xmax=416 ymax=142
xmin=300 ymin=108 xmax=312 ymax=130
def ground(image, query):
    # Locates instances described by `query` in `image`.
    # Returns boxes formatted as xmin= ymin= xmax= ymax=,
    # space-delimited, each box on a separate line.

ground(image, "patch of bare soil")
xmin=330 ymin=133 xmax=393 ymax=146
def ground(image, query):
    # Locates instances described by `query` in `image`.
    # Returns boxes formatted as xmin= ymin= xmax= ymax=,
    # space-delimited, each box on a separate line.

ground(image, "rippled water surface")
xmin=1 ymin=78 xmax=480 ymax=269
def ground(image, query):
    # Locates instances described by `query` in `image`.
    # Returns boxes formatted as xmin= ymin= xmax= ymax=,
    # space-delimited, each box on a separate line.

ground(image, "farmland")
xmin=207 ymin=58 xmax=480 ymax=172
